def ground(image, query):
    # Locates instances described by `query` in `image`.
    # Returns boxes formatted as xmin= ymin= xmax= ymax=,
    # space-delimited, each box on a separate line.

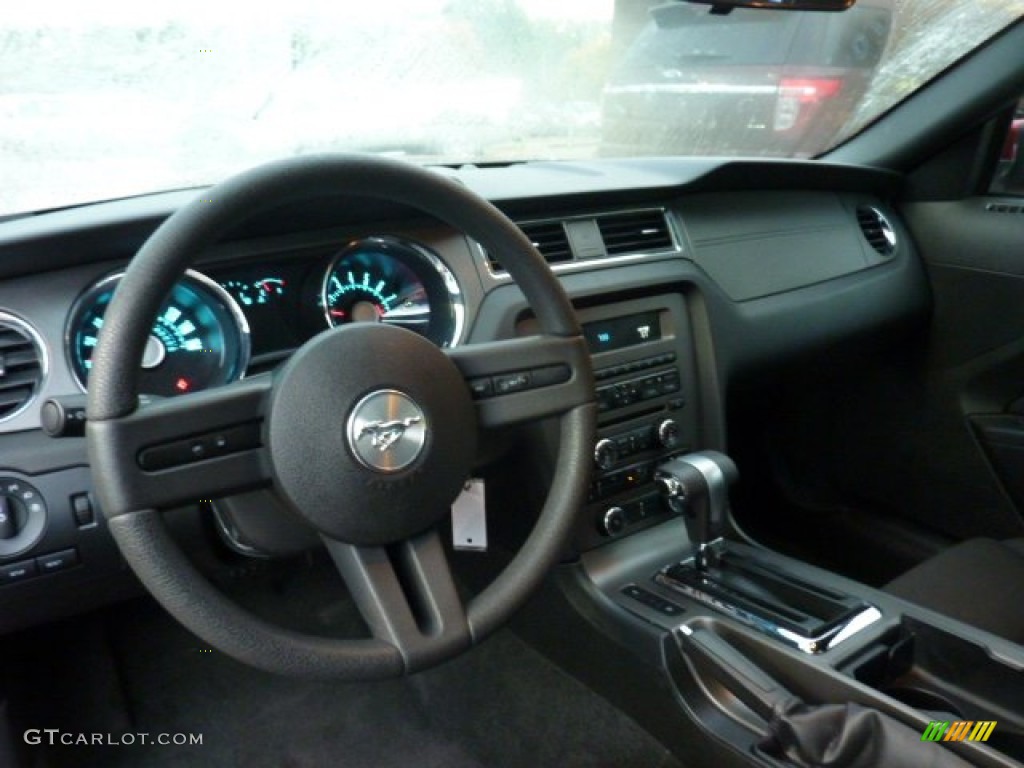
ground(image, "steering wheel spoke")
xmin=323 ymin=529 xmax=470 ymax=672
xmin=446 ymin=334 xmax=593 ymax=428
xmin=88 ymin=375 xmax=272 ymax=515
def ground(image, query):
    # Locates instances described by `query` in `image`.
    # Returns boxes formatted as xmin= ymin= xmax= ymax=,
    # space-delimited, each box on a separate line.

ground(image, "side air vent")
xmin=855 ymin=206 xmax=897 ymax=256
xmin=487 ymin=220 xmax=572 ymax=272
xmin=596 ymin=210 xmax=674 ymax=256
xmin=985 ymin=202 xmax=1024 ymax=214
xmin=0 ymin=313 xmax=46 ymax=422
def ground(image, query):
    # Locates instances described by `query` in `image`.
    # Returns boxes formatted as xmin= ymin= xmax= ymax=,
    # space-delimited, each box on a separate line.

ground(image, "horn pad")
xmin=265 ymin=323 xmax=476 ymax=545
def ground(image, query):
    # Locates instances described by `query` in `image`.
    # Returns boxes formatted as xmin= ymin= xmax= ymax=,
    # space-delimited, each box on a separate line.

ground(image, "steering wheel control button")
xmin=347 ymin=390 xmax=427 ymax=474
xmin=138 ymin=422 xmax=262 ymax=471
xmin=493 ymin=372 xmax=532 ymax=394
xmin=36 ymin=548 xmax=79 ymax=575
xmin=470 ymin=366 xmax=571 ymax=400
xmin=0 ymin=559 xmax=38 ymax=586
xmin=468 ymin=378 xmax=493 ymax=398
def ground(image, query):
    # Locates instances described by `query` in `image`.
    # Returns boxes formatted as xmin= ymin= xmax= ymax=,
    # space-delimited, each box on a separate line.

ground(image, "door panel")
xmin=886 ymin=197 xmax=1024 ymax=540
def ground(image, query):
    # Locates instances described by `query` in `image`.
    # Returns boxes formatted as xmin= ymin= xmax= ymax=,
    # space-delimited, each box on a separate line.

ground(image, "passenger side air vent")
xmin=596 ymin=210 xmax=674 ymax=256
xmin=985 ymin=202 xmax=1024 ymax=214
xmin=486 ymin=220 xmax=573 ymax=272
xmin=855 ymin=206 xmax=897 ymax=256
xmin=0 ymin=313 xmax=46 ymax=421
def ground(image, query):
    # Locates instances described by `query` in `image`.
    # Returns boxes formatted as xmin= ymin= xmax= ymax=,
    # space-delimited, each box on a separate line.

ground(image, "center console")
xmin=575 ymin=448 xmax=1024 ymax=767
xmin=552 ymin=303 xmax=1024 ymax=766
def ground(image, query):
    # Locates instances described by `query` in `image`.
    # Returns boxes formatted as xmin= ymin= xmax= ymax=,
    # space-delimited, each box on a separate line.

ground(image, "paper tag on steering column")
xmin=451 ymin=479 xmax=487 ymax=552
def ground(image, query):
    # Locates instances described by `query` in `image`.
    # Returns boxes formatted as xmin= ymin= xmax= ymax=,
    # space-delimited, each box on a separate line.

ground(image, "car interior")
xmin=2 ymin=0 xmax=1024 ymax=766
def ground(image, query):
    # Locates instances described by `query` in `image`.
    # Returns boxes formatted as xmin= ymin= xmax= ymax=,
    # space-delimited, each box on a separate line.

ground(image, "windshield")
xmin=2 ymin=0 xmax=1022 ymax=216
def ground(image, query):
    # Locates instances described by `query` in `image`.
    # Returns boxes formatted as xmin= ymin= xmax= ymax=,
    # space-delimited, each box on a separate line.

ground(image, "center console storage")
xmin=580 ymin=501 xmax=1024 ymax=766
xmin=841 ymin=616 xmax=1024 ymax=759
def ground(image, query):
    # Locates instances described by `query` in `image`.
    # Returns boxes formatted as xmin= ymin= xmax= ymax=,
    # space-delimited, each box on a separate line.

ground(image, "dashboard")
xmin=0 ymin=157 xmax=930 ymax=633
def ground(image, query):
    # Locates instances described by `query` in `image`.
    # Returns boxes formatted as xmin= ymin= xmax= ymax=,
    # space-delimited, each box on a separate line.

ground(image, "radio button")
xmin=659 ymin=372 xmax=681 ymax=394
xmin=640 ymin=377 xmax=662 ymax=400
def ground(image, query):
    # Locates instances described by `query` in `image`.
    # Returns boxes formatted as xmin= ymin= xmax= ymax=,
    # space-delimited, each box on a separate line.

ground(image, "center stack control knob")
xmin=601 ymin=506 xmax=626 ymax=536
xmin=594 ymin=438 xmax=619 ymax=470
xmin=657 ymin=418 xmax=681 ymax=449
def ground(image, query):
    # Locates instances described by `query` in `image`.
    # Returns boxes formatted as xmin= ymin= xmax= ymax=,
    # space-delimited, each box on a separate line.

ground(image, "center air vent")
xmin=0 ymin=313 xmax=46 ymax=422
xmin=596 ymin=210 xmax=674 ymax=256
xmin=486 ymin=220 xmax=572 ymax=272
xmin=856 ymin=206 xmax=897 ymax=256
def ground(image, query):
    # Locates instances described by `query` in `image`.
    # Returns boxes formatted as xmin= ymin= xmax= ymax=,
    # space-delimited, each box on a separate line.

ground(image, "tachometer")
xmin=321 ymin=237 xmax=463 ymax=347
xmin=67 ymin=269 xmax=250 ymax=396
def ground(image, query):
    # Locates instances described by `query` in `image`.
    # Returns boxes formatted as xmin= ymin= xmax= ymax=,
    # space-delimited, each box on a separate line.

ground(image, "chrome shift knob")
xmin=656 ymin=451 xmax=738 ymax=571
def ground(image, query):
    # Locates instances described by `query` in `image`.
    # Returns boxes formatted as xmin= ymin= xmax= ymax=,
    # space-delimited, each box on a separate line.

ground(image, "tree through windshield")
xmin=1 ymin=0 xmax=1021 ymax=216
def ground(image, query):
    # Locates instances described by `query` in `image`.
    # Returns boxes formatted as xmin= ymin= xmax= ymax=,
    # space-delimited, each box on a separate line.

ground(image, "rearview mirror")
xmin=684 ymin=0 xmax=855 ymax=11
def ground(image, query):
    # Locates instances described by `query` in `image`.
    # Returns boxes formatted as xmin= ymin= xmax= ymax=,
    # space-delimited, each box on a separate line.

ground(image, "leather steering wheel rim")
xmin=86 ymin=154 xmax=596 ymax=679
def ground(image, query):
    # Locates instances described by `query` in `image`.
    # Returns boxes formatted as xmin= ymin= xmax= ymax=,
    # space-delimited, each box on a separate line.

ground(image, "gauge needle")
xmin=330 ymin=310 xmax=346 ymax=318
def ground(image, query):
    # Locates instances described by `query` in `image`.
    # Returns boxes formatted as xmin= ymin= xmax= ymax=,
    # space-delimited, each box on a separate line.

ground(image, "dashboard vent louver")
xmin=985 ymin=202 xmax=1024 ymax=214
xmin=855 ymin=206 xmax=897 ymax=256
xmin=487 ymin=220 xmax=573 ymax=272
xmin=596 ymin=210 xmax=673 ymax=256
xmin=0 ymin=314 xmax=46 ymax=421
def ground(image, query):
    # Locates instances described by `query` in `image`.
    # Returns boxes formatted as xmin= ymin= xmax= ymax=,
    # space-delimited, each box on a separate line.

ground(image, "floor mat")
xmin=13 ymin=597 xmax=682 ymax=768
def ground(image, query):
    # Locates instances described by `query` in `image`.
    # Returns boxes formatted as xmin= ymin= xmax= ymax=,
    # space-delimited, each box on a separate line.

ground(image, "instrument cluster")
xmin=64 ymin=236 xmax=464 ymax=397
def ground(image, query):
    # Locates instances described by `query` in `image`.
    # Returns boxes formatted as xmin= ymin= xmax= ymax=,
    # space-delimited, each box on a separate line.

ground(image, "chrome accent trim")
xmin=479 ymin=207 xmax=685 ymax=279
xmin=658 ymin=564 xmax=882 ymax=655
xmin=321 ymin=236 xmax=466 ymax=348
xmin=0 ymin=311 xmax=49 ymax=423
xmin=64 ymin=268 xmax=251 ymax=393
xmin=857 ymin=205 xmax=897 ymax=255
xmin=676 ymin=453 xmax=728 ymax=568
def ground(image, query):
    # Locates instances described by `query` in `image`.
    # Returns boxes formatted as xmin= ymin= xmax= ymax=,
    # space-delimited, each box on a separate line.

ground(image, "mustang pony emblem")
xmin=358 ymin=416 xmax=423 ymax=453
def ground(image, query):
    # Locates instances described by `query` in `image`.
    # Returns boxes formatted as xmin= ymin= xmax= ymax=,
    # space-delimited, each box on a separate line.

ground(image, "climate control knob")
xmin=594 ymin=438 xmax=619 ymax=470
xmin=601 ymin=507 xmax=627 ymax=537
xmin=657 ymin=418 xmax=681 ymax=449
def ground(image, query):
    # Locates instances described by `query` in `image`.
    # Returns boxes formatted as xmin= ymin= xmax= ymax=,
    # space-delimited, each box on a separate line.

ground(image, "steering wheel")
xmin=86 ymin=154 xmax=596 ymax=679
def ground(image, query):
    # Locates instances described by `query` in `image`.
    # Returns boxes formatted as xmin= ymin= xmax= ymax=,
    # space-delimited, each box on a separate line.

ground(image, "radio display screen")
xmin=583 ymin=311 xmax=661 ymax=353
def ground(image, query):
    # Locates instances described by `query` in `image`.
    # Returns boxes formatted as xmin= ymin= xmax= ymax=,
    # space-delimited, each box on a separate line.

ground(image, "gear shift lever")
xmin=656 ymin=451 xmax=738 ymax=571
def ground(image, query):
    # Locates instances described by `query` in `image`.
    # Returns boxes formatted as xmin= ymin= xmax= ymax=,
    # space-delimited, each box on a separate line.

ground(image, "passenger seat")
xmin=885 ymin=538 xmax=1024 ymax=644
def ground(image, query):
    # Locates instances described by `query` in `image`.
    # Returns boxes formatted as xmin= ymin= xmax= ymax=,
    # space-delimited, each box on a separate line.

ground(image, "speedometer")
xmin=321 ymin=237 xmax=464 ymax=347
xmin=67 ymin=269 xmax=250 ymax=396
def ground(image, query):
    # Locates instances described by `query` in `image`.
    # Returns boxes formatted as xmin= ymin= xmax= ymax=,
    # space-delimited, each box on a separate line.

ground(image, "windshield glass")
xmin=2 ymin=0 xmax=1022 ymax=216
